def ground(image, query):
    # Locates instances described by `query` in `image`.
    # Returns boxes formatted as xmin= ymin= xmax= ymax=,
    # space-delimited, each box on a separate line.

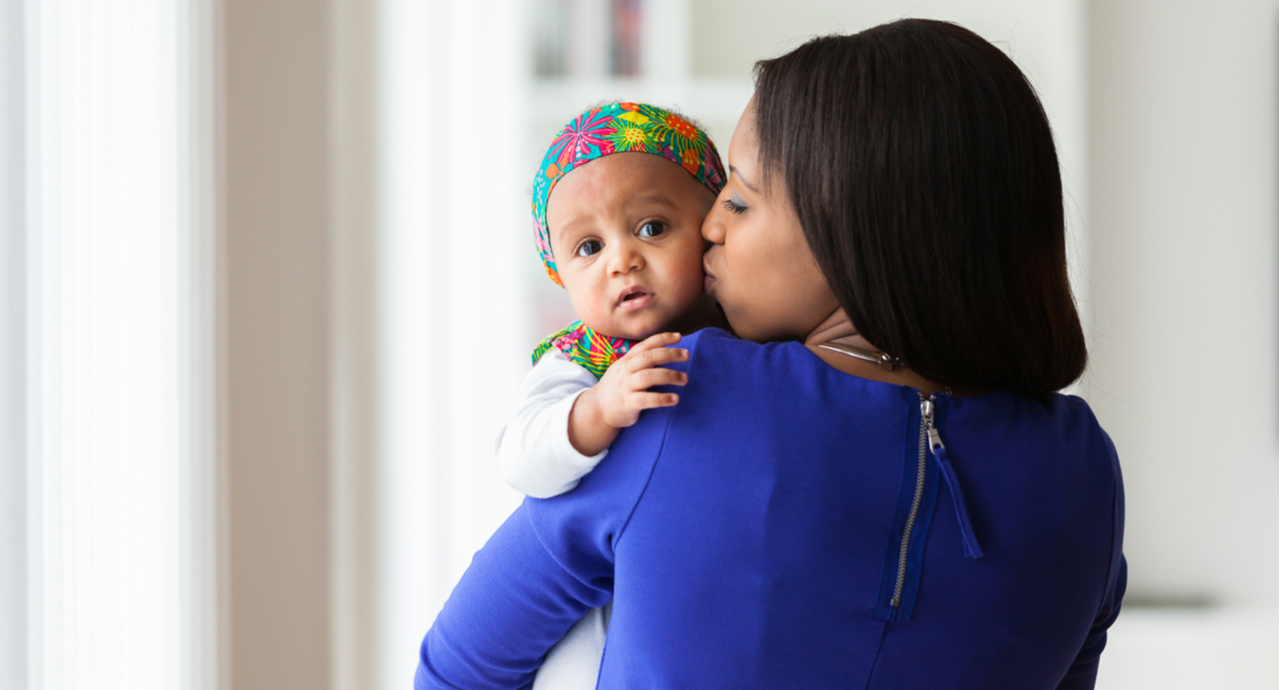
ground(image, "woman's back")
xmin=599 ymin=330 xmax=1124 ymax=688
xmin=424 ymin=329 xmax=1125 ymax=689
xmin=419 ymin=19 xmax=1122 ymax=688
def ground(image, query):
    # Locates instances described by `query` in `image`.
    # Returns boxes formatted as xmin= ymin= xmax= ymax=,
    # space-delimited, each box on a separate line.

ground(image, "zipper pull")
xmin=923 ymin=398 xmax=984 ymax=560
xmin=928 ymin=427 xmax=943 ymax=452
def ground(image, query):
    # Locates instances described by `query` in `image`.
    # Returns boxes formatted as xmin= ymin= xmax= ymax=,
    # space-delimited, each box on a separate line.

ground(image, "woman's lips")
xmin=703 ymin=260 xmax=716 ymax=293
xmin=617 ymin=286 xmax=654 ymax=311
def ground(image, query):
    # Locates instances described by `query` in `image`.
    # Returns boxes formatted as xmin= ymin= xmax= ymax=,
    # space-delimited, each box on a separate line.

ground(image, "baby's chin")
xmin=585 ymin=294 xmax=711 ymax=341
xmin=591 ymin=323 xmax=665 ymax=342
xmin=576 ymin=315 xmax=669 ymax=342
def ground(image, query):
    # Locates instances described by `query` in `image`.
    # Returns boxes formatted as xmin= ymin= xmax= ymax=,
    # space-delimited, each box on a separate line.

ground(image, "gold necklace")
xmin=817 ymin=341 xmax=903 ymax=371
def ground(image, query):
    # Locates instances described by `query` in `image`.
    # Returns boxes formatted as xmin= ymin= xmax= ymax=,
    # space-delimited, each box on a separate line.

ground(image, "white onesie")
xmin=494 ymin=348 xmax=614 ymax=689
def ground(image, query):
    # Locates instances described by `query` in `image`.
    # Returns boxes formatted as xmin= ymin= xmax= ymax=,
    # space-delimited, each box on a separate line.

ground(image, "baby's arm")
xmin=496 ymin=350 xmax=604 ymax=498
xmin=496 ymin=332 xmax=688 ymax=498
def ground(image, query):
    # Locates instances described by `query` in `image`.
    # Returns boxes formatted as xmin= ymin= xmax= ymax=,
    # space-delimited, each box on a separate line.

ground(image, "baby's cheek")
xmin=681 ymin=250 xmax=708 ymax=294
xmin=562 ymin=281 xmax=610 ymax=332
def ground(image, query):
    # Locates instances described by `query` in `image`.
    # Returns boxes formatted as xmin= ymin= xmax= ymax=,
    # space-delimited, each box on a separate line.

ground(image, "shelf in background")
xmin=528 ymin=77 xmax=755 ymax=150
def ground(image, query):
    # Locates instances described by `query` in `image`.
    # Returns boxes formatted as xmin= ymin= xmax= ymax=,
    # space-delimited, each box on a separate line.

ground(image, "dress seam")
xmin=1095 ymin=436 xmax=1123 ymax=616
xmin=611 ymin=405 xmax=675 ymax=550
xmin=859 ymin=621 xmax=890 ymax=690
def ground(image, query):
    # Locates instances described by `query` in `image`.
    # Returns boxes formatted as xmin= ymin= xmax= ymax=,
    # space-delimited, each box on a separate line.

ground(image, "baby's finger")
xmin=630 ymin=367 xmax=688 ymax=390
xmin=628 ymin=391 xmax=680 ymax=410
xmin=627 ymin=331 xmax=682 ymax=356
xmin=625 ymin=345 xmax=690 ymax=372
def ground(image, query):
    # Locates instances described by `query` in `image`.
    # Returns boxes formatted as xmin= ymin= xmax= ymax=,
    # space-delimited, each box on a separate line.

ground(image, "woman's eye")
xmin=638 ymin=221 xmax=667 ymax=238
xmin=722 ymin=193 xmax=748 ymax=215
xmin=575 ymin=240 xmax=603 ymax=257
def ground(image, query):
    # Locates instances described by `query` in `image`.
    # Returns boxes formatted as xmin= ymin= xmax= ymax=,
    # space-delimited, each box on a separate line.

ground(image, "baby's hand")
xmin=595 ymin=332 xmax=690 ymax=428
xmin=568 ymin=332 xmax=689 ymax=456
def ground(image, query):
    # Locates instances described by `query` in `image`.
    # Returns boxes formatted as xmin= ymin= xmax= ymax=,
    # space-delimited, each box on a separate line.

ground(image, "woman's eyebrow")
xmin=729 ymin=166 xmax=759 ymax=193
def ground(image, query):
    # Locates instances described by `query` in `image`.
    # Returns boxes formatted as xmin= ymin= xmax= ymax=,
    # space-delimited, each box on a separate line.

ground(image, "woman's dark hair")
xmin=753 ymin=19 xmax=1087 ymax=396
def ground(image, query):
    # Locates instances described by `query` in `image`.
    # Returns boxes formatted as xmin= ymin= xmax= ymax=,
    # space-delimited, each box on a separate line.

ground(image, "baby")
xmin=494 ymin=102 xmax=726 ymax=688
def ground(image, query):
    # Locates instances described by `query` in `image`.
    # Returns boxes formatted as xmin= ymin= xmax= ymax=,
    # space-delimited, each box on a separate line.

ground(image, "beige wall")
xmin=225 ymin=0 xmax=332 ymax=687
xmin=328 ymin=0 xmax=380 ymax=686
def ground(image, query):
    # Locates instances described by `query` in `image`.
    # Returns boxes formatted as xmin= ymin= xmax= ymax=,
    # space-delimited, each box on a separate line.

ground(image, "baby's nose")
xmin=609 ymin=243 xmax=645 ymax=274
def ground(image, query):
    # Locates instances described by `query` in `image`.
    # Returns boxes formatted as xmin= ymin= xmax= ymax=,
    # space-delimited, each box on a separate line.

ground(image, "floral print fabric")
xmin=532 ymin=319 xmax=635 ymax=380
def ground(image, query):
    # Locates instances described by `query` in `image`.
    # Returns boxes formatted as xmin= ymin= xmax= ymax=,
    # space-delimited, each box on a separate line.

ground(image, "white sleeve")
xmin=494 ymin=349 xmax=609 ymax=499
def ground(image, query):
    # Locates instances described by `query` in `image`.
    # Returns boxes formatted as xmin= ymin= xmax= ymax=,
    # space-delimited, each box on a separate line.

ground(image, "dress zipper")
xmin=927 ymin=406 xmax=984 ymax=560
xmin=890 ymin=393 xmax=985 ymax=610
xmin=890 ymin=393 xmax=934 ymax=608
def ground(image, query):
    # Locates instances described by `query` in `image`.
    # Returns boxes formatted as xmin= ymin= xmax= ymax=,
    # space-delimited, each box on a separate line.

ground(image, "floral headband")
xmin=532 ymin=102 xmax=727 ymax=286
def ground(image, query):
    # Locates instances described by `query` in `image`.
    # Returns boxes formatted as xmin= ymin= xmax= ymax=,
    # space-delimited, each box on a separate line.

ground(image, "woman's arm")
xmin=419 ymin=384 xmax=680 ymax=689
xmin=1056 ymin=437 xmax=1127 ymax=690
xmin=1054 ymin=557 xmax=1127 ymax=689
xmin=415 ymin=505 xmax=611 ymax=689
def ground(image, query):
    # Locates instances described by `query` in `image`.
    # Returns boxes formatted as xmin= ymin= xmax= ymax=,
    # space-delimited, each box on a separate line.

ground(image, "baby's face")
xmin=547 ymin=152 xmax=715 ymax=341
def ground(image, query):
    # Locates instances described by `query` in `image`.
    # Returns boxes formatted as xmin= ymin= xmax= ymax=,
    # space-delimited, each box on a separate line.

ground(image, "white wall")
xmin=19 ymin=1 xmax=221 ymax=687
xmin=1087 ymin=0 xmax=1278 ymax=609
xmin=0 ymin=2 xmax=24 ymax=688
xmin=373 ymin=2 xmax=530 ymax=687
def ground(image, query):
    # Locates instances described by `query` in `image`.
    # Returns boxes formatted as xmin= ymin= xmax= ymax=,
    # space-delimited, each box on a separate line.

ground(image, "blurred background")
xmin=0 ymin=0 xmax=1275 ymax=689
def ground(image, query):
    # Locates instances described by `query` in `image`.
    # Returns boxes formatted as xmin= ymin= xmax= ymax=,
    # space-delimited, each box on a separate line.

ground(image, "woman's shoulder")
xmin=677 ymin=328 xmax=831 ymax=378
xmin=945 ymin=388 xmax=1122 ymax=502
xmin=677 ymin=328 xmax=914 ymax=410
xmin=521 ymin=373 xmax=683 ymax=557
xmin=519 ymin=331 xmax=807 ymax=551
xmin=681 ymin=332 xmax=1120 ymax=485
xmin=679 ymin=327 xmax=793 ymax=355
xmin=962 ymin=390 xmax=1116 ymax=454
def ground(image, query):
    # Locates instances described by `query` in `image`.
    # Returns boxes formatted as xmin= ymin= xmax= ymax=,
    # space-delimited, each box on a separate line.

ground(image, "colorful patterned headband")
xmin=532 ymin=102 xmax=727 ymax=286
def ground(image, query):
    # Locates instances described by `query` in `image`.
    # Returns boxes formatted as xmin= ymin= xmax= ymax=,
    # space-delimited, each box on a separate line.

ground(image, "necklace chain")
xmin=816 ymin=342 xmax=902 ymax=371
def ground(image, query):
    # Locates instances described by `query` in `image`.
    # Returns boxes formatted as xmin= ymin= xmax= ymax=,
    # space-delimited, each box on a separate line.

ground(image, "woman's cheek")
xmin=718 ymin=285 xmax=752 ymax=336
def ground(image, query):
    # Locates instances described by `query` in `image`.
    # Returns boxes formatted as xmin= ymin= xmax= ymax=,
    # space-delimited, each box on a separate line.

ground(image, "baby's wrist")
xmin=576 ymin=386 xmax=605 ymax=428
xmin=568 ymin=387 xmax=620 ymax=456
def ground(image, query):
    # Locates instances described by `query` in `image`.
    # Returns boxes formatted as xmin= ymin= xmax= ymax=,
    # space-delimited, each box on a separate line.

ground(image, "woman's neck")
xmin=665 ymin=293 xmax=732 ymax=337
xmin=803 ymin=308 xmax=957 ymax=397
xmin=803 ymin=309 xmax=874 ymax=351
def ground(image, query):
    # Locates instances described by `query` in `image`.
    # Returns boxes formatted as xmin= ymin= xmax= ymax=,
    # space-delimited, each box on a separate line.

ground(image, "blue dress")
xmin=416 ymin=329 xmax=1126 ymax=689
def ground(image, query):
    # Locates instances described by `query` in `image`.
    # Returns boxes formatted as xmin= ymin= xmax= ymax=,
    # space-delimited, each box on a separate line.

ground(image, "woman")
xmin=417 ymin=19 xmax=1124 ymax=689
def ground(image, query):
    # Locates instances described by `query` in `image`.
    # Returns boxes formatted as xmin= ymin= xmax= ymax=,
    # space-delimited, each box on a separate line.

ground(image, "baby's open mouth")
xmin=617 ymin=286 xmax=654 ymax=311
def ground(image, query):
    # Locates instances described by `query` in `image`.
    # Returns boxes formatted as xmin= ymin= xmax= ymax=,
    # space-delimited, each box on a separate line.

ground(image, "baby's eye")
xmin=575 ymin=240 xmax=603 ymax=257
xmin=638 ymin=221 xmax=667 ymax=238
